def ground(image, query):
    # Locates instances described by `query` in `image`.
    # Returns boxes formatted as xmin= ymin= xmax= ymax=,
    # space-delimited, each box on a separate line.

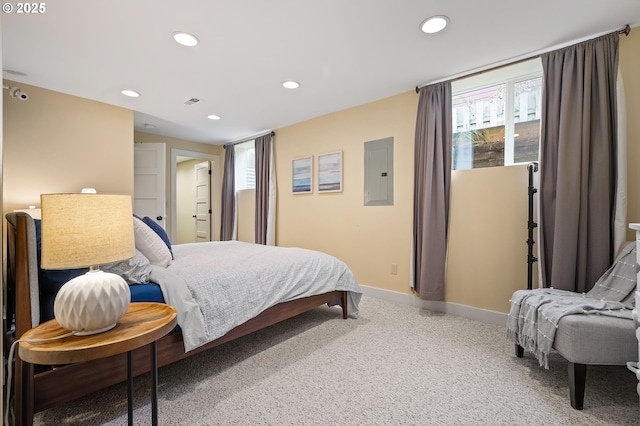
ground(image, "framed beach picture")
xmin=292 ymin=156 xmax=313 ymax=193
xmin=317 ymin=151 xmax=342 ymax=193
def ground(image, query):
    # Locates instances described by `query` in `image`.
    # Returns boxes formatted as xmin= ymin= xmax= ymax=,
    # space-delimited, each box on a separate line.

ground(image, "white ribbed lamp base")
xmin=53 ymin=270 xmax=131 ymax=335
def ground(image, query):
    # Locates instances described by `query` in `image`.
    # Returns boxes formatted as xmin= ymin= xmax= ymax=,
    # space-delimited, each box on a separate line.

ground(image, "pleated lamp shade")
xmin=41 ymin=193 xmax=135 ymax=335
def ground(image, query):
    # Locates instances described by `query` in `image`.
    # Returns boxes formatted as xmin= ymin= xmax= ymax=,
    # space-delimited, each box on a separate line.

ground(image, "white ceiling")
xmin=3 ymin=1 xmax=639 ymax=145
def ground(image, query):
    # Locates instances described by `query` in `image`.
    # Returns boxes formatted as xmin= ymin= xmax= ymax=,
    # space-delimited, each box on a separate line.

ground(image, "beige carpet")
xmin=33 ymin=295 xmax=640 ymax=425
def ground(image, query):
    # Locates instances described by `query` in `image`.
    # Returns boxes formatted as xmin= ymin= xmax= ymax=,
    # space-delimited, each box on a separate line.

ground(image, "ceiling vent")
xmin=184 ymin=98 xmax=200 ymax=105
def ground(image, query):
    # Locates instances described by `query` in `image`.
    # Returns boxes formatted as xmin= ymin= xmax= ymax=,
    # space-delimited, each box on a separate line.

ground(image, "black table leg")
xmin=151 ymin=341 xmax=158 ymax=426
xmin=127 ymin=351 xmax=133 ymax=426
xmin=20 ymin=359 xmax=35 ymax=426
xmin=127 ymin=343 xmax=159 ymax=425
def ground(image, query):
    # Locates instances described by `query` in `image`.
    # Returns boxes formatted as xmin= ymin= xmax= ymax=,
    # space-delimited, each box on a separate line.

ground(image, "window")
xmin=452 ymin=59 xmax=542 ymax=170
xmin=234 ymin=140 xmax=255 ymax=190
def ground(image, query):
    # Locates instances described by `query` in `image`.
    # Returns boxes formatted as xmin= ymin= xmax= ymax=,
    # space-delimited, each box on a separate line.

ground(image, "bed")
xmin=5 ymin=212 xmax=362 ymax=424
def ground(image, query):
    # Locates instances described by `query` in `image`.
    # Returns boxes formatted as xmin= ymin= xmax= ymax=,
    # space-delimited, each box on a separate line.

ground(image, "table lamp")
xmin=40 ymin=193 xmax=135 ymax=335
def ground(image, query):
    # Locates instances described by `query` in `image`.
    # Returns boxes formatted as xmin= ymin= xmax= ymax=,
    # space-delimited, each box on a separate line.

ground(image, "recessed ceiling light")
xmin=420 ymin=15 xmax=449 ymax=34
xmin=121 ymin=89 xmax=140 ymax=97
xmin=173 ymin=32 xmax=199 ymax=47
xmin=207 ymin=114 xmax=221 ymax=120
xmin=282 ymin=81 xmax=300 ymax=89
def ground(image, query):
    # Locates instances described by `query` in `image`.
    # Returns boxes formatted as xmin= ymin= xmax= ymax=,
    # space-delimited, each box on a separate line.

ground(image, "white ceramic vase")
xmin=53 ymin=270 xmax=130 ymax=335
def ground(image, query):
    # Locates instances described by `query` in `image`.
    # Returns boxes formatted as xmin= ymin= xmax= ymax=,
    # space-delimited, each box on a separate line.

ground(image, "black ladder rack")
xmin=527 ymin=162 xmax=539 ymax=290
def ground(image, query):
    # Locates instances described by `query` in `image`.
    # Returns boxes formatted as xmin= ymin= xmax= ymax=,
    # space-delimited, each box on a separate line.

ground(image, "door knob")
xmin=156 ymin=216 xmax=163 ymax=221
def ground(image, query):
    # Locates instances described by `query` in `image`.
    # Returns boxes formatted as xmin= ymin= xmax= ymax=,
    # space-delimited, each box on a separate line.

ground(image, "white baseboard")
xmin=359 ymin=285 xmax=508 ymax=327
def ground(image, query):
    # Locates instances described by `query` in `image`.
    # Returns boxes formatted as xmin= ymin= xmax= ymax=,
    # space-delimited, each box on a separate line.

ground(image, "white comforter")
xmin=149 ymin=241 xmax=362 ymax=352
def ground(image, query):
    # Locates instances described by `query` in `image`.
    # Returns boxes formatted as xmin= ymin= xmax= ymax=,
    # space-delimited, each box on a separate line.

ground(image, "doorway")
xmin=171 ymin=149 xmax=220 ymax=244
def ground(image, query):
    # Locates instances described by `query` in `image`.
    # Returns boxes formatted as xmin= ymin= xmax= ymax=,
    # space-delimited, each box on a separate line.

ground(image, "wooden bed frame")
xmin=5 ymin=213 xmax=348 ymax=425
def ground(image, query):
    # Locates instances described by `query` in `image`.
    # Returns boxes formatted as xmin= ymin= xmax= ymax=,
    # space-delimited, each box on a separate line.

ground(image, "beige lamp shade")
xmin=41 ymin=193 xmax=135 ymax=269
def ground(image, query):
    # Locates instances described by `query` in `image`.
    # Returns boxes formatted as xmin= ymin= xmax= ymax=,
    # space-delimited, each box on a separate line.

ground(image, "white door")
xmin=195 ymin=161 xmax=211 ymax=242
xmin=134 ymin=143 xmax=166 ymax=228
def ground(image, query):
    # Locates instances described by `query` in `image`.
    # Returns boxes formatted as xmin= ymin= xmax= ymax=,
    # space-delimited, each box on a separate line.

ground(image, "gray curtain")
xmin=539 ymin=32 xmax=619 ymax=293
xmin=220 ymin=144 xmax=236 ymax=241
xmin=413 ymin=81 xmax=452 ymax=300
xmin=255 ymin=133 xmax=274 ymax=245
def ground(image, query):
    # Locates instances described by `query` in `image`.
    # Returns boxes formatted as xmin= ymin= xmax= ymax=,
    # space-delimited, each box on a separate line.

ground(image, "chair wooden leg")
xmin=568 ymin=362 xmax=586 ymax=410
xmin=515 ymin=344 xmax=524 ymax=358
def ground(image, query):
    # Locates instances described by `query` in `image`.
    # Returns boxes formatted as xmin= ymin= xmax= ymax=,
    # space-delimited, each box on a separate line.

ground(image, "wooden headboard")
xmin=5 ymin=212 xmax=40 ymax=340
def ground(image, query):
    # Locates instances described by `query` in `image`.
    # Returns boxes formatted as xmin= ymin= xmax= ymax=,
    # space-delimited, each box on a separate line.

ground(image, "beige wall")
xmin=276 ymin=91 xmax=417 ymax=295
xmin=447 ymin=165 xmax=529 ymax=312
xmin=3 ymin=80 xmax=134 ymax=212
xmin=237 ymin=189 xmax=255 ymax=243
xmin=275 ymin=30 xmax=640 ymax=314
xmin=620 ymin=30 xmax=640 ymax=240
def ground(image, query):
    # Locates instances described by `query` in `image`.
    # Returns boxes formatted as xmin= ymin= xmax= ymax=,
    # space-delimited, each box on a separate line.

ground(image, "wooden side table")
xmin=18 ymin=302 xmax=177 ymax=426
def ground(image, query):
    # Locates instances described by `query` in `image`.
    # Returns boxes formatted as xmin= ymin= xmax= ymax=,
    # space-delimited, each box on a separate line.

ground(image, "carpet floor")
xmin=33 ymin=295 xmax=640 ymax=425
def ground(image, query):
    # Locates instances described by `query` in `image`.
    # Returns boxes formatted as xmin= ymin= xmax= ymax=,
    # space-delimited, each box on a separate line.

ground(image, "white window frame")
xmin=234 ymin=140 xmax=255 ymax=191
xmin=452 ymin=58 xmax=543 ymax=169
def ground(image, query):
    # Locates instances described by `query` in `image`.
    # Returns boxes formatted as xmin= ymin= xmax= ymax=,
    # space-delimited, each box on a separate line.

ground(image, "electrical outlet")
xmin=390 ymin=263 xmax=398 ymax=275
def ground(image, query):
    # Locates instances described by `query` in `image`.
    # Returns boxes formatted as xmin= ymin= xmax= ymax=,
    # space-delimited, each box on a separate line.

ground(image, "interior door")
xmin=134 ymin=143 xmax=166 ymax=228
xmin=194 ymin=161 xmax=211 ymax=242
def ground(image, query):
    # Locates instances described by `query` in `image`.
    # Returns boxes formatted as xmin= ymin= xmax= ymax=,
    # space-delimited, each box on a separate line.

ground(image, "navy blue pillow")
xmin=34 ymin=219 xmax=88 ymax=321
xmin=142 ymin=216 xmax=173 ymax=259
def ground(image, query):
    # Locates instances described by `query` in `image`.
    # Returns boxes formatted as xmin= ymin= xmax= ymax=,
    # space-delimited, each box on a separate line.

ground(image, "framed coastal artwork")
xmin=317 ymin=151 xmax=342 ymax=193
xmin=292 ymin=156 xmax=312 ymax=193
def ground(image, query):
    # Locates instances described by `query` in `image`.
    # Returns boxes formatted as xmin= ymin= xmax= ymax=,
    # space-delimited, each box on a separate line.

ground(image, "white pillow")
xmin=102 ymin=249 xmax=152 ymax=284
xmin=133 ymin=216 xmax=172 ymax=267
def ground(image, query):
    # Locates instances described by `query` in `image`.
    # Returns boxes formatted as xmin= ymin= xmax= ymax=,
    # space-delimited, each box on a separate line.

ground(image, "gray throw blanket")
xmin=506 ymin=242 xmax=636 ymax=368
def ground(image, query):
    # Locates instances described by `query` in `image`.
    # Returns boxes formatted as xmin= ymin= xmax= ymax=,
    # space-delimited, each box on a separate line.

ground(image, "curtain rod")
xmin=415 ymin=24 xmax=631 ymax=93
xmin=223 ymin=130 xmax=275 ymax=147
